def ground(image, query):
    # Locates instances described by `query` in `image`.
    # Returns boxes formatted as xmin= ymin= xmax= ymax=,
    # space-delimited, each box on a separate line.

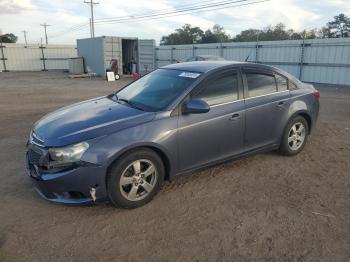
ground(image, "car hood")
xmin=33 ymin=96 xmax=155 ymax=147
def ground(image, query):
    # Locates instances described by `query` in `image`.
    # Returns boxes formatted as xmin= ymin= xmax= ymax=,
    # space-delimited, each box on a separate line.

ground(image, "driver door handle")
xmin=229 ymin=113 xmax=240 ymax=121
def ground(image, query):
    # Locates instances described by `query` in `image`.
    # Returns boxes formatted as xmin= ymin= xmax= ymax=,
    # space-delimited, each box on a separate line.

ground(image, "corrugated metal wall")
xmin=0 ymin=43 xmax=77 ymax=71
xmin=138 ymin=39 xmax=156 ymax=75
xmin=2 ymin=38 xmax=349 ymax=85
xmin=156 ymin=38 xmax=350 ymax=85
xmin=45 ymin=45 xmax=77 ymax=70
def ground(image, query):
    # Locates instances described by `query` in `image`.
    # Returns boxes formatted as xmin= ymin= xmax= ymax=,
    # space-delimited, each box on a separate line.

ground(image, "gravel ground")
xmin=0 ymin=71 xmax=349 ymax=262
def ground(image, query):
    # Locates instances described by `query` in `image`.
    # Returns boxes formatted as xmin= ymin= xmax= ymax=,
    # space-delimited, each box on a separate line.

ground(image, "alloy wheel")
xmin=288 ymin=122 xmax=306 ymax=151
xmin=119 ymin=159 xmax=157 ymax=201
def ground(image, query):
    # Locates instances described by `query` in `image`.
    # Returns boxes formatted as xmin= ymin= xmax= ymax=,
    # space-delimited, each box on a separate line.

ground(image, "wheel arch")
xmin=106 ymin=143 xmax=172 ymax=182
xmin=289 ymin=110 xmax=313 ymax=134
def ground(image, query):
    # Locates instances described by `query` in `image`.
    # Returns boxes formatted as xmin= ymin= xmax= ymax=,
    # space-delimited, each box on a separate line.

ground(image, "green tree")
xmin=288 ymin=29 xmax=303 ymax=40
xmin=317 ymin=27 xmax=332 ymax=38
xmin=303 ymin=29 xmax=317 ymax=39
xmin=0 ymin=33 xmax=18 ymax=43
xmin=201 ymin=24 xmax=230 ymax=43
xmin=159 ymin=14 xmax=350 ymax=45
xmin=327 ymin=13 xmax=350 ymax=37
xmin=160 ymin=24 xmax=204 ymax=45
xmin=272 ymin=23 xmax=290 ymax=40
xmin=232 ymin=23 xmax=321 ymax=42
xmin=233 ymin=29 xmax=262 ymax=42
xmin=233 ymin=23 xmax=291 ymax=42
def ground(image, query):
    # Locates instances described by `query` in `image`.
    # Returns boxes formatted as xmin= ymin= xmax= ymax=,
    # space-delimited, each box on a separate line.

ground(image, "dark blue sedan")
xmin=26 ymin=61 xmax=320 ymax=208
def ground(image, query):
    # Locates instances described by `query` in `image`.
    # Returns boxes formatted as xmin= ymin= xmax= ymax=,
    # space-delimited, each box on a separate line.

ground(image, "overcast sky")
xmin=0 ymin=0 xmax=349 ymax=45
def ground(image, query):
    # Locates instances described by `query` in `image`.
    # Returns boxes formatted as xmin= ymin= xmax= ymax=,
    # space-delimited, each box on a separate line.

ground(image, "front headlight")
xmin=49 ymin=142 xmax=89 ymax=163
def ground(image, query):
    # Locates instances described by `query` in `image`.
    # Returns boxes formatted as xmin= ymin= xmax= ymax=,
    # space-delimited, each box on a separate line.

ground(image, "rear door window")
xmin=275 ymin=74 xmax=288 ymax=91
xmin=245 ymin=71 xmax=277 ymax=98
xmin=289 ymin=81 xmax=298 ymax=90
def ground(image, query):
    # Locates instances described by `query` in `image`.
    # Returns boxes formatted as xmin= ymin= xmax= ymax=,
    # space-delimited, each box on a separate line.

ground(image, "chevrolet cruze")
xmin=26 ymin=61 xmax=320 ymax=208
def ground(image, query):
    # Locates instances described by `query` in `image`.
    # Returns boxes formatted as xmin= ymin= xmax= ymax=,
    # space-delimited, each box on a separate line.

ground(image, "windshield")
xmin=116 ymin=69 xmax=200 ymax=111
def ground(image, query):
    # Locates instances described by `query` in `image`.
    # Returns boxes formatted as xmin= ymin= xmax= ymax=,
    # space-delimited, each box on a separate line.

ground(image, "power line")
xmin=22 ymin=30 xmax=28 ymax=46
xmin=94 ymin=0 xmax=270 ymax=25
xmin=84 ymin=0 xmax=99 ymax=38
xmin=95 ymin=0 xmax=248 ymax=24
xmin=40 ymin=23 xmax=51 ymax=45
xmin=49 ymin=24 xmax=89 ymax=39
xmin=94 ymin=0 xmax=229 ymax=22
xmin=50 ymin=0 xmax=270 ymax=38
xmin=51 ymin=0 xmax=247 ymax=38
xmin=49 ymin=22 xmax=89 ymax=38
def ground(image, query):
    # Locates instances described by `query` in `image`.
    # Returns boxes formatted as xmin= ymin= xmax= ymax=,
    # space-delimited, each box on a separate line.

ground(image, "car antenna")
xmin=244 ymin=55 xmax=250 ymax=62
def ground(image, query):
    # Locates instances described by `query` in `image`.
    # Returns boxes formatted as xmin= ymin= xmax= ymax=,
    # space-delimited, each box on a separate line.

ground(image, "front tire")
xmin=279 ymin=116 xmax=309 ymax=156
xmin=107 ymin=148 xmax=164 ymax=208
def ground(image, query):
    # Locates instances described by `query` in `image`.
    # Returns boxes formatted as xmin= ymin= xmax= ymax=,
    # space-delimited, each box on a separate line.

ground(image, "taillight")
xmin=313 ymin=90 xmax=320 ymax=100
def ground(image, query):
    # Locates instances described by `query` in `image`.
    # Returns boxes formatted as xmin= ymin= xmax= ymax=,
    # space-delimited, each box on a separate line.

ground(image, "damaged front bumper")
xmin=25 ymin=145 xmax=108 ymax=205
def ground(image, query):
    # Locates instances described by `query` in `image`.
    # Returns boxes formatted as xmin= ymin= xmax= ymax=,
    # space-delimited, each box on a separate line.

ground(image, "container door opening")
xmin=122 ymin=39 xmax=138 ymax=75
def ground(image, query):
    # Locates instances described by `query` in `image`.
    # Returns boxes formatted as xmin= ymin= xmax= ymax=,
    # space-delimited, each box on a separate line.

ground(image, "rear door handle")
xmin=229 ymin=113 xmax=240 ymax=121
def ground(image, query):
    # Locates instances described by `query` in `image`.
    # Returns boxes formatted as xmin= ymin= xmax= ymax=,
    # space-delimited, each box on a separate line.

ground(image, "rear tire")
xmin=107 ymin=148 xmax=164 ymax=208
xmin=279 ymin=116 xmax=309 ymax=156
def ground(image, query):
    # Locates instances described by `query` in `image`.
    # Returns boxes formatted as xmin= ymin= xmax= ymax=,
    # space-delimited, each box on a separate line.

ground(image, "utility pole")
xmin=89 ymin=18 xmax=92 ymax=38
xmin=84 ymin=1 xmax=99 ymax=38
xmin=40 ymin=23 xmax=50 ymax=45
xmin=22 ymin=30 xmax=28 ymax=46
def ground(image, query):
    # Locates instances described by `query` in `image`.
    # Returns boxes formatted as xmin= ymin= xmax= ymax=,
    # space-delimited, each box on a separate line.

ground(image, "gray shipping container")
xmin=77 ymin=36 xmax=155 ymax=77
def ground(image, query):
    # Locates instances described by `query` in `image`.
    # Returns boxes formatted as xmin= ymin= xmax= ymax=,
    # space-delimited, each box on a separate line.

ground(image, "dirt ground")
xmin=0 ymin=71 xmax=349 ymax=262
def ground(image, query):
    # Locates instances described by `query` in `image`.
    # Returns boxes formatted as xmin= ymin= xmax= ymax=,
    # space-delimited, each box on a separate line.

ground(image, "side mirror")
xmin=183 ymin=99 xmax=210 ymax=114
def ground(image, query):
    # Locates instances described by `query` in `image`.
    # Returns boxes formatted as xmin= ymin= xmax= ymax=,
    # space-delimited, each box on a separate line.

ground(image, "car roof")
xmin=161 ymin=61 xmax=272 ymax=73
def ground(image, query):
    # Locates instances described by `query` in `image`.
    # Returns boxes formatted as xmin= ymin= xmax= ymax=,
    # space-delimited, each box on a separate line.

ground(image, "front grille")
xmin=28 ymin=148 xmax=42 ymax=165
xmin=30 ymin=131 xmax=44 ymax=147
xmin=32 ymin=136 xmax=44 ymax=146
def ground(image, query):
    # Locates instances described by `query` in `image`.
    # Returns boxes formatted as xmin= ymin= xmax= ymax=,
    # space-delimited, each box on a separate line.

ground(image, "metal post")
xmin=155 ymin=47 xmax=159 ymax=69
xmin=220 ymin=43 xmax=224 ymax=57
xmin=299 ymin=36 xmax=305 ymax=80
xmin=40 ymin=44 xmax=47 ymax=71
xmin=0 ymin=40 xmax=8 ymax=72
xmin=170 ymin=47 xmax=174 ymax=64
xmin=255 ymin=42 xmax=260 ymax=63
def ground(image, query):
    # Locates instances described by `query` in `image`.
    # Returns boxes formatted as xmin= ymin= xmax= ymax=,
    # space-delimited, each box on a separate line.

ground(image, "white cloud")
xmin=0 ymin=0 xmax=35 ymax=14
xmin=214 ymin=0 xmax=322 ymax=34
xmin=0 ymin=0 xmax=347 ymax=44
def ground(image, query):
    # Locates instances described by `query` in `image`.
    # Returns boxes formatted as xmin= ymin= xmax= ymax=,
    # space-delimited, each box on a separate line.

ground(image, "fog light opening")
xmin=68 ymin=191 xmax=85 ymax=199
xmin=53 ymin=191 xmax=86 ymax=199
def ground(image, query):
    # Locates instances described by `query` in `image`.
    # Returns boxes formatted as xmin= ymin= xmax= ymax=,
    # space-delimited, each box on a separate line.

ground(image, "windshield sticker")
xmin=179 ymin=72 xmax=201 ymax=79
